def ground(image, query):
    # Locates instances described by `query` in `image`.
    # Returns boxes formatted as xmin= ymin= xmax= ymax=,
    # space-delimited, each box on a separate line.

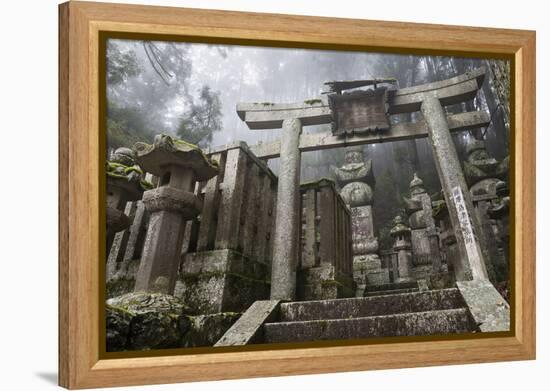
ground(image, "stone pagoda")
xmin=403 ymin=173 xmax=443 ymax=278
xmin=463 ymin=138 xmax=509 ymax=282
xmin=331 ymin=147 xmax=388 ymax=296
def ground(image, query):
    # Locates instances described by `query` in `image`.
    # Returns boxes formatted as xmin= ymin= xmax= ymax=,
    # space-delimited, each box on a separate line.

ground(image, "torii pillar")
xmin=421 ymin=96 xmax=488 ymax=280
xmin=237 ymin=99 xmax=332 ymax=300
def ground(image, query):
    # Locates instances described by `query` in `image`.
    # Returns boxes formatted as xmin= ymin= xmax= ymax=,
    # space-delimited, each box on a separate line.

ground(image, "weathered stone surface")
xmin=331 ymin=151 xmax=375 ymax=187
xmin=106 ymin=276 xmax=136 ymax=299
xmin=106 ymin=304 xmax=132 ymax=352
xmin=421 ymin=96 xmax=489 ymax=281
xmin=133 ymin=134 xmax=218 ymax=181
xmin=134 ymin=135 xmax=219 ymax=295
xmin=297 ymin=264 xmax=354 ymax=301
xmin=176 ymin=249 xmax=270 ymax=314
xmin=329 ymin=87 xmax=391 ymax=135
xmin=180 ymin=313 xmax=242 ymax=348
xmin=107 ymin=292 xmax=189 ymax=350
xmin=142 ymin=186 xmax=202 ymax=219
xmin=134 ymin=209 xmax=187 ymax=294
xmin=353 ymin=254 xmax=389 ymax=290
xmin=331 ymin=148 xmax=384 ymax=297
xmin=106 ymin=148 xmax=149 ymax=253
xmin=264 ymin=308 xmax=477 ymax=343
xmin=281 ymin=288 xmax=466 ymax=322
xmin=456 ymin=279 xmax=510 ymax=332
xmin=389 ymin=67 xmax=485 ymax=114
xmin=390 ymin=216 xmax=414 ymax=282
xmin=351 ymin=206 xmax=378 ymax=254
xmin=215 ymin=300 xmax=281 ymax=346
xmin=247 ymin=109 xmax=489 ymax=160
xmin=236 ymin=96 xmax=331 ymax=130
xmin=271 ymin=118 xmax=302 ymax=300
xmin=364 ymin=280 xmax=418 ymax=294
xmin=340 ymin=182 xmax=374 ymax=206
xmin=105 ymin=292 xmax=241 ymax=351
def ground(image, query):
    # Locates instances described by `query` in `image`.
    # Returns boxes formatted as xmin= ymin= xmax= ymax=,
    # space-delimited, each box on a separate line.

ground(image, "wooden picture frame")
xmin=59 ymin=1 xmax=536 ymax=388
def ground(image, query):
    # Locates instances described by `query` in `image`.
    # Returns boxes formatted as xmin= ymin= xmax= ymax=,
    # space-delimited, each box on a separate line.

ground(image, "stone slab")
xmin=456 ymin=279 xmax=510 ymax=332
xmin=281 ymin=288 xmax=465 ymax=321
xmin=264 ymin=308 xmax=477 ymax=343
xmin=215 ymin=300 xmax=281 ymax=346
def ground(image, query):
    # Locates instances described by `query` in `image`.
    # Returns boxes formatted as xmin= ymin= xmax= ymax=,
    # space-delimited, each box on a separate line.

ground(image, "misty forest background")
xmin=106 ymin=39 xmax=510 ymax=249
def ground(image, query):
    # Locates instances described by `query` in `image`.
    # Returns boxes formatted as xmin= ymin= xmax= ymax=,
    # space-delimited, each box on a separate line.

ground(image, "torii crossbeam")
xmin=236 ymin=67 xmax=491 ymax=301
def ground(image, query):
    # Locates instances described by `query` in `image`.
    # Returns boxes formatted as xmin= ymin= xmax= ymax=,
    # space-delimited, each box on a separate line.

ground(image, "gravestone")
xmin=403 ymin=173 xmax=443 ymax=279
xmin=464 ymin=138 xmax=509 ymax=282
xmin=332 ymin=147 xmax=388 ymax=296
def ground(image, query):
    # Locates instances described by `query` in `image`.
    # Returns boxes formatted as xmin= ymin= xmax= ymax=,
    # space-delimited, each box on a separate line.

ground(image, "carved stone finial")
xmin=110 ymin=147 xmax=137 ymax=167
xmin=390 ymin=215 xmax=411 ymax=237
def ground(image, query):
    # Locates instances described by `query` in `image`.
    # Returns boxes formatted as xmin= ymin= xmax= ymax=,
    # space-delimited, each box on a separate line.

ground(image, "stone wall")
xmin=176 ymin=143 xmax=276 ymax=313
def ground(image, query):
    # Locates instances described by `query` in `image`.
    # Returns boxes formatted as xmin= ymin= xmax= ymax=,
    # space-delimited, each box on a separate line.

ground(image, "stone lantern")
xmin=133 ymin=135 xmax=219 ymax=295
xmin=106 ymin=147 xmax=147 ymax=254
xmin=390 ymin=215 xmax=413 ymax=283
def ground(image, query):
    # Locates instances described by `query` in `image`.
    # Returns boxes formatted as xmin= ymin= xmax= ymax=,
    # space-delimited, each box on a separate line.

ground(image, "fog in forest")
xmin=106 ymin=39 xmax=510 ymax=248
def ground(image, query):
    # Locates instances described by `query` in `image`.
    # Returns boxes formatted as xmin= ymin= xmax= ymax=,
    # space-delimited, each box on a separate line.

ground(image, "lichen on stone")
xmin=304 ymin=98 xmax=322 ymax=105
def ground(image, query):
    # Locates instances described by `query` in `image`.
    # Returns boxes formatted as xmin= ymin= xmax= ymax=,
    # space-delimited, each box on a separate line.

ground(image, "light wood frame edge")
xmin=58 ymin=1 xmax=536 ymax=389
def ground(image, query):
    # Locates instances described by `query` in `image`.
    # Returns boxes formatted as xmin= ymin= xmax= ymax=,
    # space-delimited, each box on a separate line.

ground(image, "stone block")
xmin=456 ymin=279 xmax=510 ymax=332
xmin=264 ymin=308 xmax=477 ymax=343
xmin=297 ymin=264 xmax=354 ymax=301
xmin=281 ymin=288 xmax=466 ymax=321
xmin=105 ymin=292 xmax=241 ymax=351
xmin=176 ymin=249 xmax=270 ymax=314
xmin=215 ymin=300 xmax=281 ymax=346
xmin=353 ymin=254 xmax=390 ymax=292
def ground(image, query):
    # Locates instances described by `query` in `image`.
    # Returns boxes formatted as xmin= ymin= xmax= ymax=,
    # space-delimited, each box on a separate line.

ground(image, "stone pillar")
xmin=332 ymin=147 xmax=388 ymax=297
xmin=390 ymin=216 xmax=413 ymax=282
xmin=106 ymin=147 xmax=146 ymax=255
xmin=270 ymin=118 xmax=303 ymax=301
xmin=133 ymin=135 xmax=218 ymax=294
xmin=420 ymin=96 xmax=488 ymax=281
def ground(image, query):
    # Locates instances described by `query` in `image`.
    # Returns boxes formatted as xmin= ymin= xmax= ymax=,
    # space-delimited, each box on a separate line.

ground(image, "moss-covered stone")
xmin=106 ymin=304 xmax=132 ymax=352
xmin=105 ymin=292 xmax=241 ymax=351
xmin=304 ymin=98 xmax=322 ymax=105
xmin=106 ymin=277 xmax=136 ymax=299
xmin=180 ymin=313 xmax=241 ymax=348
xmin=107 ymin=292 xmax=189 ymax=351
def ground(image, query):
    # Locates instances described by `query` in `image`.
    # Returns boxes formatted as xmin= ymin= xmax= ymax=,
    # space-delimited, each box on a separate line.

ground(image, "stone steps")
xmin=364 ymin=287 xmax=419 ymax=297
xmin=264 ymin=308 xmax=477 ymax=343
xmin=280 ymin=288 xmax=465 ymax=321
xmin=364 ymin=281 xmax=419 ymax=293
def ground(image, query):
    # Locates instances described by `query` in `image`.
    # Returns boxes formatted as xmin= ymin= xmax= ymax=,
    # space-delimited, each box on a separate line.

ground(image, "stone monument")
xmin=332 ymin=147 xmax=388 ymax=297
xmin=403 ymin=173 xmax=443 ymax=278
xmin=463 ymin=138 xmax=508 ymax=282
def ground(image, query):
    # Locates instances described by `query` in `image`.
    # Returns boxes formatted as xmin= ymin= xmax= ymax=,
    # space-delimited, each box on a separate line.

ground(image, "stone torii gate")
xmin=237 ymin=67 xmax=491 ymax=301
